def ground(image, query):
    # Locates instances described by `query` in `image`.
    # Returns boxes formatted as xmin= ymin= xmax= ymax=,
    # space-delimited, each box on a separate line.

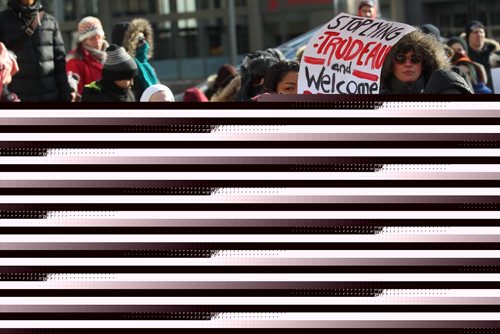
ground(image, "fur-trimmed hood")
xmin=115 ymin=19 xmax=154 ymax=59
xmin=381 ymin=30 xmax=450 ymax=86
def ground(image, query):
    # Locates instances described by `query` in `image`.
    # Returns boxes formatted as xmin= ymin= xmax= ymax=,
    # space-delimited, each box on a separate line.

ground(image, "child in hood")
xmin=81 ymin=44 xmax=138 ymax=102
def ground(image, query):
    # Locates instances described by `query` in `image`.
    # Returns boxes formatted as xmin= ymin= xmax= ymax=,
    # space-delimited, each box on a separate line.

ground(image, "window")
xmin=453 ymin=13 xmax=467 ymax=28
xmin=236 ymin=16 xmax=250 ymax=54
xmin=206 ymin=18 xmax=224 ymax=56
xmin=158 ymin=0 xmax=171 ymax=14
xmin=83 ymin=0 xmax=99 ymax=16
xmin=492 ymin=11 xmax=500 ymax=25
xmin=176 ymin=0 xmax=196 ymax=13
xmin=113 ymin=0 xmax=151 ymax=17
xmin=178 ymin=18 xmax=199 ymax=57
xmin=439 ymin=14 xmax=451 ymax=28
xmin=64 ymin=0 xmax=77 ymax=21
xmin=199 ymin=0 xmax=210 ymax=10
xmin=155 ymin=21 xmax=176 ymax=59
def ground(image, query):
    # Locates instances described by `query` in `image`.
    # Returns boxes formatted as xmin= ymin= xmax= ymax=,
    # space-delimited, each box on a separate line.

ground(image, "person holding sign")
xmin=298 ymin=13 xmax=416 ymax=95
xmin=380 ymin=31 xmax=472 ymax=94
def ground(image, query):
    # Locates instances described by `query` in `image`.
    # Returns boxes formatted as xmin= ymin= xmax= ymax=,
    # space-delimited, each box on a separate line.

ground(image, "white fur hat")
xmin=140 ymin=84 xmax=175 ymax=102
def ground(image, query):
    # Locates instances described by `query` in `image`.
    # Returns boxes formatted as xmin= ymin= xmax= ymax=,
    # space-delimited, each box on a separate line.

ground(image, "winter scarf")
xmin=82 ymin=43 xmax=108 ymax=64
xmin=8 ymin=0 xmax=42 ymax=24
xmin=134 ymin=42 xmax=158 ymax=89
xmin=100 ymin=78 xmax=134 ymax=102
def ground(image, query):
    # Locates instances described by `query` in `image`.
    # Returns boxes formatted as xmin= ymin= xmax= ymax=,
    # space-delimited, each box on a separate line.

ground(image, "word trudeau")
xmin=315 ymin=31 xmax=391 ymax=68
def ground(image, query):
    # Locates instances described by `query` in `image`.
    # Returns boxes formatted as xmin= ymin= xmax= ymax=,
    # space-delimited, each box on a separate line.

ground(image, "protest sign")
xmin=298 ymin=13 xmax=415 ymax=94
xmin=491 ymin=68 xmax=500 ymax=94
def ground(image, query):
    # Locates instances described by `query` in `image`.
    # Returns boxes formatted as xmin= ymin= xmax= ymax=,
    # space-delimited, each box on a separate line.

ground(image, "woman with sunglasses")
xmin=380 ymin=30 xmax=472 ymax=94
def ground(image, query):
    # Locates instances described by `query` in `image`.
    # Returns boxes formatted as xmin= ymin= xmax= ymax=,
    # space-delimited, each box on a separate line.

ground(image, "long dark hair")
xmin=262 ymin=60 xmax=300 ymax=93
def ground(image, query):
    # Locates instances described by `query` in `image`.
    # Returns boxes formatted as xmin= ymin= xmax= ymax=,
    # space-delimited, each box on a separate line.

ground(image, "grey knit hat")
xmin=102 ymin=44 xmax=138 ymax=81
xmin=447 ymin=36 xmax=468 ymax=54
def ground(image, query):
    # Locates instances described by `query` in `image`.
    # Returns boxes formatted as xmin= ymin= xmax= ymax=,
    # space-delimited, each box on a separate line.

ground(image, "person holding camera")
xmin=111 ymin=18 xmax=159 ymax=100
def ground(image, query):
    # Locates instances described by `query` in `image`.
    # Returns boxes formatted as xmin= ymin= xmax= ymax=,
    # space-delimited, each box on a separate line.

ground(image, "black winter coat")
xmin=0 ymin=1 xmax=71 ymax=101
xmin=423 ymin=69 xmax=474 ymax=94
xmin=468 ymin=41 xmax=498 ymax=90
xmin=380 ymin=69 xmax=473 ymax=94
xmin=81 ymin=80 xmax=136 ymax=103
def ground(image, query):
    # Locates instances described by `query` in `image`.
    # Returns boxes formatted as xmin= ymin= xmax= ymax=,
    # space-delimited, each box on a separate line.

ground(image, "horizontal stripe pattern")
xmin=1 ymin=102 xmax=500 ymax=332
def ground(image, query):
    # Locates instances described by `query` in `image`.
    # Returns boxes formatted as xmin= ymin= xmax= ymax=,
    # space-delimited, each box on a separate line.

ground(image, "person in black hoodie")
xmin=380 ymin=30 xmax=473 ymax=94
xmin=464 ymin=21 xmax=500 ymax=91
xmin=0 ymin=0 xmax=71 ymax=101
xmin=81 ymin=44 xmax=137 ymax=102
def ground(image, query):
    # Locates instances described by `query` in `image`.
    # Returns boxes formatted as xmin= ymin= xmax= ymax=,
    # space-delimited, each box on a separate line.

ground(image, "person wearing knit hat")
xmin=357 ymin=0 xmax=376 ymax=19
xmin=465 ymin=21 xmax=486 ymax=52
xmin=140 ymin=84 xmax=175 ymax=102
xmin=81 ymin=44 xmax=138 ymax=102
xmin=464 ymin=20 xmax=500 ymax=90
xmin=67 ymin=16 xmax=109 ymax=95
xmin=447 ymin=36 xmax=468 ymax=55
xmin=420 ymin=23 xmax=447 ymax=43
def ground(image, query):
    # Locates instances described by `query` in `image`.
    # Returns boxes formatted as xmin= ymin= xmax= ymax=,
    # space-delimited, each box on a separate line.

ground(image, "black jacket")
xmin=381 ymin=69 xmax=473 ymax=94
xmin=0 ymin=0 xmax=71 ymax=101
xmin=81 ymin=80 xmax=136 ymax=102
xmin=468 ymin=41 xmax=498 ymax=90
xmin=423 ymin=69 xmax=474 ymax=94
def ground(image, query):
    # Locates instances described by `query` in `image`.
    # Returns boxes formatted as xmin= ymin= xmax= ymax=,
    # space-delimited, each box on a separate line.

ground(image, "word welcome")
xmin=304 ymin=66 xmax=379 ymax=94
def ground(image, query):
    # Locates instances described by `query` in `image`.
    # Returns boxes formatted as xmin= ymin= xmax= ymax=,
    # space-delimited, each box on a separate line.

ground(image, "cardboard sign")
xmin=298 ymin=13 xmax=415 ymax=94
xmin=491 ymin=68 xmax=500 ymax=94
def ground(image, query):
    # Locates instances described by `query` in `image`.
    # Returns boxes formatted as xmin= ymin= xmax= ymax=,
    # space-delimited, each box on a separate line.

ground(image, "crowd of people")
xmin=1 ymin=0 xmax=499 ymax=102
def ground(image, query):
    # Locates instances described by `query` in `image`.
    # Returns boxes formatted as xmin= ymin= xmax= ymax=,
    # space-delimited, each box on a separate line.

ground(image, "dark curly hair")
xmin=262 ymin=60 xmax=300 ymax=93
xmin=381 ymin=30 xmax=450 ymax=84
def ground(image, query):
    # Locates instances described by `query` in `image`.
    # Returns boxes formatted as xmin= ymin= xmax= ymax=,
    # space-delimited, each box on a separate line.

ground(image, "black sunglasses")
xmin=394 ymin=54 xmax=422 ymax=64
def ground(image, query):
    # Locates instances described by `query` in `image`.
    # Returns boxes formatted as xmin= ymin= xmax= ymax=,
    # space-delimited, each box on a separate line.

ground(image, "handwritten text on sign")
xmin=298 ymin=14 xmax=415 ymax=94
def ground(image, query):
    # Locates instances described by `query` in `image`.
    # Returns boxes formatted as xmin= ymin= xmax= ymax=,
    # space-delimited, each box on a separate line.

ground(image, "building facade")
xmin=1 ymin=0 xmax=499 ymax=84
xmin=399 ymin=0 xmax=500 ymax=39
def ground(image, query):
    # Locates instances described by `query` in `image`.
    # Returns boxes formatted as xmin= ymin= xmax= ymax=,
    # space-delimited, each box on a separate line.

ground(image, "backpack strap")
xmin=10 ymin=10 xmax=46 ymax=52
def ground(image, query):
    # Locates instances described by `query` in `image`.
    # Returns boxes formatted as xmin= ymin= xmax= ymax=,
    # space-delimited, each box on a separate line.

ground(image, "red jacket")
xmin=66 ymin=46 xmax=104 ymax=95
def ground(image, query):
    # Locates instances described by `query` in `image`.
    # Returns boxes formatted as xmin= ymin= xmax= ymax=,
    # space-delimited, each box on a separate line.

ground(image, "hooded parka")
xmin=0 ymin=0 xmax=71 ymax=101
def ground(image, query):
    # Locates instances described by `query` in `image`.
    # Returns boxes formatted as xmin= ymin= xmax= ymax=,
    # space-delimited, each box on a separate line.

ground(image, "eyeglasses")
xmin=394 ymin=54 xmax=422 ymax=64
